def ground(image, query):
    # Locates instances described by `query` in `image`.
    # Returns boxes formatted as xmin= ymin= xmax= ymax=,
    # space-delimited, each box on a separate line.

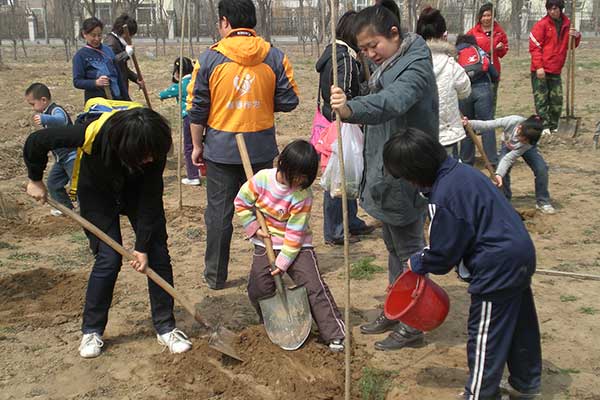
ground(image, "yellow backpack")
xmin=69 ymin=98 xmax=143 ymax=200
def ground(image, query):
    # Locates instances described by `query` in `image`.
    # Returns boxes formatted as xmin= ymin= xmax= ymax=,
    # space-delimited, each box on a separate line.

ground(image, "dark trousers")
xmin=381 ymin=215 xmax=426 ymax=285
xmin=182 ymin=116 xmax=200 ymax=179
xmin=463 ymin=286 xmax=542 ymax=400
xmin=531 ymin=72 xmax=562 ymax=131
xmin=323 ymin=191 xmax=367 ymax=242
xmin=82 ymin=216 xmax=176 ymax=335
xmin=203 ymin=159 xmax=273 ymax=288
xmin=247 ymin=246 xmax=345 ymax=342
xmin=47 ymin=156 xmax=75 ymax=209
xmin=499 ymin=143 xmax=550 ymax=205
xmin=460 ymin=82 xmax=498 ymax=166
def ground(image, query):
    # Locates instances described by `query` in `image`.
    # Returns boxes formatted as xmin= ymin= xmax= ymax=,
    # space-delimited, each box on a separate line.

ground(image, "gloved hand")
xmin=125 ymin=45 xmax=134 ymax=57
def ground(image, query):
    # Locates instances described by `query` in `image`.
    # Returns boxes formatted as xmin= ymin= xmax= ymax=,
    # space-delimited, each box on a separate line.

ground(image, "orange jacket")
xmin=187 ymin=29 xmax=299 ymax=164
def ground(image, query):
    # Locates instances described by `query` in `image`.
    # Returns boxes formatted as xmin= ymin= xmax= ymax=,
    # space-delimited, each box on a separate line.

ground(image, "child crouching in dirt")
xmin=383 ymin=129 xmax=542 ymax=400
xmin=234 ymin=140 xmax=345 ymax=352
xmin=465 ymin=114 xmax=555 ymax=214
xmin=24 ymin=108 xmax=192 ymax=358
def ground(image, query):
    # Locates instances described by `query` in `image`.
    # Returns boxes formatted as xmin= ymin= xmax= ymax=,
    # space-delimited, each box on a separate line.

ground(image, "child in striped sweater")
xmin=234 ymin=140 xmax=345 ymax=351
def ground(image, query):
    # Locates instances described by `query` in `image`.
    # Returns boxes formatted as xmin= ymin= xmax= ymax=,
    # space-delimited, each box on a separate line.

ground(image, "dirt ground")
xmin=0 ymin=38 xmax=599 ymax=400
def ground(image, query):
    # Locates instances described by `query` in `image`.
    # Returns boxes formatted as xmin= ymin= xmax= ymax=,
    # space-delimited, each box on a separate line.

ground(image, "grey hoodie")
xmin=344 ymin=34 xmax=439 ymax=226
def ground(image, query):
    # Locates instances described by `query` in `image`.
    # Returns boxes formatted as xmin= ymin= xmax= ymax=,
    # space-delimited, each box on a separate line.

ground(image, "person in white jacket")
xmin=416 ymin=7 xmax=471 ymax=156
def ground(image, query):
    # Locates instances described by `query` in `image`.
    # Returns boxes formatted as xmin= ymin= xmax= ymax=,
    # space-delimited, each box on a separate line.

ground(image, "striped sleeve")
xmin=529 ymin=22 xmax=545 ymax=71
xmin=275 ymin=193 xmax=312 ymax=271
xmin=234 ymin=177 xmax=261 ymax=239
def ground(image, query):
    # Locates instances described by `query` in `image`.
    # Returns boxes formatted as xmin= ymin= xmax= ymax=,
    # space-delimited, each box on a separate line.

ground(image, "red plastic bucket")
xmin=384 ymin=270 xmax=450 ymax=332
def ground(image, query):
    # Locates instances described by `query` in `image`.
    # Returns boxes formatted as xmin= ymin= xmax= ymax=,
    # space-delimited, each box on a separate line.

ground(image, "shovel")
xmin=557 ymin=0 xmax=580 ymax=138
xmin=464 ymin=121 xmax=496 ymax=180
xmin=45 ymin=198 xmax=242 ymax=361
xmin=235 ymin=133 xmax=312 ymax=350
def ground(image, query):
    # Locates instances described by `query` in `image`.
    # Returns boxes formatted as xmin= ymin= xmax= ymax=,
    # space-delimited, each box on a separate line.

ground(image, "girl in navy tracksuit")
xmin=383 ymin=129 xmax=542 ymax=400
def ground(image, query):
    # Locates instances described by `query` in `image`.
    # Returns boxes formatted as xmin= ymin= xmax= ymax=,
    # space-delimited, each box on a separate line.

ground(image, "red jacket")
xmin=529 ymin=14 xmax=581 ymax=74
xmin=467 ymin=22 xmax=509 ymax=77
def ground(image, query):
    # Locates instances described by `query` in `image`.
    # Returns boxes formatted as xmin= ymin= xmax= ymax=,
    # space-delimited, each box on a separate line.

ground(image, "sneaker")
xmin=181 ymin=178 xmax=201 ymax=186
xmin=536 ymin=203 xmax=556 ymax=214
xmin=79 ymin=333 xmax=104 ymax=358
xmin=50 ymin=208 xmax=63 ymax=217
xmin=328 ymin=339 xmax=344 ymax=352
xmin=157 ymin=328 xmax=192 ymax=354
xmin=500 ymin=379 xmax=541 ymax=399
xmin=541 ymin=128 xmax=552 ymax=137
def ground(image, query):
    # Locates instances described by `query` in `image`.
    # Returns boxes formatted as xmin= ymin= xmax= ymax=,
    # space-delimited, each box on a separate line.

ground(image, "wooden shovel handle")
xmin=45 ymin=198 xmax=205 ymax=326
xmin=103 ymin=86 xmax=113 ymax=100
xmin=234 ymin=134 xmax=278 ymax=268
xmin=122 ymin=26 xmax=153 ymax=109
xmin=464 ymin=122 xmax=496 ymax=179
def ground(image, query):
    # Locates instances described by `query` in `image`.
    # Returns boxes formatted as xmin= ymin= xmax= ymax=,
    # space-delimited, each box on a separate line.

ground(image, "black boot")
xmin=374 ymin=323 xmax=424 ymax=351
xmin=360 ymin=312 xmax=398 ymax=334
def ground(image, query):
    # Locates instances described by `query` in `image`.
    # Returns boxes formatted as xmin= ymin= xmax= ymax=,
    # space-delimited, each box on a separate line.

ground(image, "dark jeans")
xmin=183 ymin=116 xmax=200 ymax=179
xmin=460 ymin=82 xmax=498 ymax=166
xmin=499 ymin=144 xmax=550 ymax=205
xmin=82 ymin=216 xmax=175 ymax=335
xmin=204 ymin=159 xmax=273 ymax=288
xmin=47 ymin=156 xmax=75 ymax=209
xmin=323 ymin=192 xmax=368 ymax=242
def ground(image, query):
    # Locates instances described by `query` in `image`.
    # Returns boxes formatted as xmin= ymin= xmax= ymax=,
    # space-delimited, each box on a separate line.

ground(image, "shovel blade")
xmin=208 ymin=325 xmax=243 ymax=361
xmin=259 ymin=285 xmax=312 ymax=350
xmin=557 ymin=117 xmax=580 ymax=138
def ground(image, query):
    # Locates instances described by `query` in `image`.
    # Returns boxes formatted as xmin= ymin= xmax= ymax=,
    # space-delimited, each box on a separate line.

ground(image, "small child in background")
xmin=465 ymin=115 xmax=555 ymax=214
xmin=234 ymin=140 xmax=345 ymax=351
xmin=25 ymin=83 xmax=76 ymax=216
xmin=159 ymin=57 xmax=204 ymax=185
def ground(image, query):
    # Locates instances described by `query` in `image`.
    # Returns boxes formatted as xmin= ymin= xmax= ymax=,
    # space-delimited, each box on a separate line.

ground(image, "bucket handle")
xmin=411 ymin=275 xmax=424 ymax=299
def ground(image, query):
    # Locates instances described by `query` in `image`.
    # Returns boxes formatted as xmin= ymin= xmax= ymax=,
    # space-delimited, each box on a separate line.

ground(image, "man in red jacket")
xmin=529 ymin=0 xmax=581 ymax=133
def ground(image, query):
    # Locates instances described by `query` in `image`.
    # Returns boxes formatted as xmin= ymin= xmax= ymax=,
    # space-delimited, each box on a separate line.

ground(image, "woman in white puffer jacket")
xmin=417 ymin=7 xmax=471 ymax=156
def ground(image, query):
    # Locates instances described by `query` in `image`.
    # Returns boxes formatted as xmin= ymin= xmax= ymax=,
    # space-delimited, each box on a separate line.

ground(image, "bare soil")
xmin=0 ymin=39 xmax=599 ymax=399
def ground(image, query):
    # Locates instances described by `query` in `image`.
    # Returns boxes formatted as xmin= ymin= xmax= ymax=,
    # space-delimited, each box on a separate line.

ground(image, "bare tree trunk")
xmin=187 ymin=1 xmax=194 ymax=57
xmin=12 ymin=40 xmax=17 ymax=61
xmin=43 ymin=0 xmax=49 ymax=44
xmin=20 ymin=38 xmax=28 ymax=57
xmin=298 ymin=0 xmax=306 ymax=56
xmin=207 ymin=0 xmax=218 ymax=40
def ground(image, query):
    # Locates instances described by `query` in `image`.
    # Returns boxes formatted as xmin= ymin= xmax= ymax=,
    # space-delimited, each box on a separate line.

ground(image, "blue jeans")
xmin=499 ymin=143 xmax=550 ymax=205
xmin=47 ymin=155 xmax=75 ymax=209
xmin=459 ymin=82 xmax=498 ymax=166
xmin=323 ymin=192 xmax=367 ymax=242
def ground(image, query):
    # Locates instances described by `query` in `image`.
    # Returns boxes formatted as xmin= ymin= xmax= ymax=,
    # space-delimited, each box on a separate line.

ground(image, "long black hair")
xmin=277 ymin=140 xmax=319 ymax=190
xmin=416 ymin=7 xmax=447 ymax=40
xmin=383 ymin=128 xmax=447 ymax=187
xmin=101 ymin=108 xmax=172 ymax=172
xmin=112 ymin=13 xmax=138 ymax=36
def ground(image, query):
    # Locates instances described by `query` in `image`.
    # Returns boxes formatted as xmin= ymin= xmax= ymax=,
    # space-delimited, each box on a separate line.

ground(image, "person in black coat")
xmin=24 ymin=108 xmax=191 ymax=358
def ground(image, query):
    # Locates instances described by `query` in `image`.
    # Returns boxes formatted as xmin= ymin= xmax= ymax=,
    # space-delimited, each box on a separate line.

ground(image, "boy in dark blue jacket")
xmin=383 ymin=129 xmax=542 ymax=400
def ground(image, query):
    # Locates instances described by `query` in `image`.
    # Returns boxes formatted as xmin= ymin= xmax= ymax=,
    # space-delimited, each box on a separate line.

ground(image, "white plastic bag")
xmin=320 ymin=123 xmax=364 ymax=199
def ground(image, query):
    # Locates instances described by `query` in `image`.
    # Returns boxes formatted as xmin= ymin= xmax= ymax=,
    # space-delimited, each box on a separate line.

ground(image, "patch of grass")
xmin=7 ymin=251 xmax=41 ymax=261
xmin=558 ymin=368 xmax=581 ymax=374
xmin=185 ymin=227 xmax=202 ymax=240
xmin=350 ymin=257 xmax=385 ymax=280
xmin=358 ymin=367 xmax=394 ymax=400
xmin=69 ymin=232 xmax=88 ymax=244
xmin=560 ymin=295 xmax=578 ymax=302
xmin=0 ymin=241 xmax=17 ymax=250
xmin=579 ymin=307 xmax=597 ymax=315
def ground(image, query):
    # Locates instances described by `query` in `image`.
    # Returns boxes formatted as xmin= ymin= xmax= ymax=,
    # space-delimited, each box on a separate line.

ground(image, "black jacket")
xmin=315 ymin=41 xmax=364 ymax=122
xmin=103 ymin=32 xmax=138 ymax=101
xmin=23 ymin=124 xmax=167 ymax=253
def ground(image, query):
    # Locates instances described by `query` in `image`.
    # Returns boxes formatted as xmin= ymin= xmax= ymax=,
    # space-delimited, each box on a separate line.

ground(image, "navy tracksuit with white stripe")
xmin=410 ymin=158 xmax=542 ymax=399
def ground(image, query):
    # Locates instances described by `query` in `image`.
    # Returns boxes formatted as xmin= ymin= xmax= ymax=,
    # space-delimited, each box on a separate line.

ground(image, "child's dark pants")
xmin=463 ymin=286 xmax=542 ymax=400
xmin=81 ymin=216 xmax=176 ymax=336
xmin=247 ymin=246 xmax=345 ymax=342
xmin=182 ymin=116 xmax=199 ymax=180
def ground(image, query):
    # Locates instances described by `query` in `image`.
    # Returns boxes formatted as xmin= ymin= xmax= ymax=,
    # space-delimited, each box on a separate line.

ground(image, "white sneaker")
xmin=536 ymin=203 xmax=556 ymax=214
xmin=541 ymin=128 xmax=552 ymax=137
xmin=328 ymin=339 xmax=344 ymax=352
xmin=50 ymin=208 xmax=63 ymax=217
xmin=181 ymin=178 xmax=201 ymax=186
xmin=157 ymin=328 xmax=192 ymax=354
xmin=79 ymin=333 xmax=104 ymax=358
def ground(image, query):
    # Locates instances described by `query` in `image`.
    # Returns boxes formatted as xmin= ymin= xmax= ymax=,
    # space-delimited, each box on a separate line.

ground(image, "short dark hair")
xmin=545 ymin=0 xmax=564 ymax=10
xmin=520 ymin=115 xmax=544 ymax=145
xmin=477 ymin=2 xmax=494 ymax=22
xmin=112 ymin=14 xmax=138 ymax=36
xmin=102 ymin=108 xmax=172 ymax=172
xmin=455 ymin=34 xmax=478 ymax=46
xmin=383 ymin=128 xmax=447 ymax=187
xmin=25 ymin=82 xmax=51 ymax=100
xmin=355 ymin=3 xmax=401 ymax=40
xmin=218 ymin=0 xmax=256 ymax=29
xmin=375 ymin=0 xmax=401 ymax=23
xmin=336 ymin=11 xmax=358 ymax=48
xmin=172 ymin=57 xmax=194 ymax=83
xmin=277 ymin=140 xmax=319 ymax=190
xmin=81 ymin=17 xmax=104 ymax=38
xmin=416 ymin=7 xmax=447 ymax=40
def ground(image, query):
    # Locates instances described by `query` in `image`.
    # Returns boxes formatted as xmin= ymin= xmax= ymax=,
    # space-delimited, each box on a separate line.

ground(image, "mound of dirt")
xmin=154 ymin=325 xmax=366 ymax=400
